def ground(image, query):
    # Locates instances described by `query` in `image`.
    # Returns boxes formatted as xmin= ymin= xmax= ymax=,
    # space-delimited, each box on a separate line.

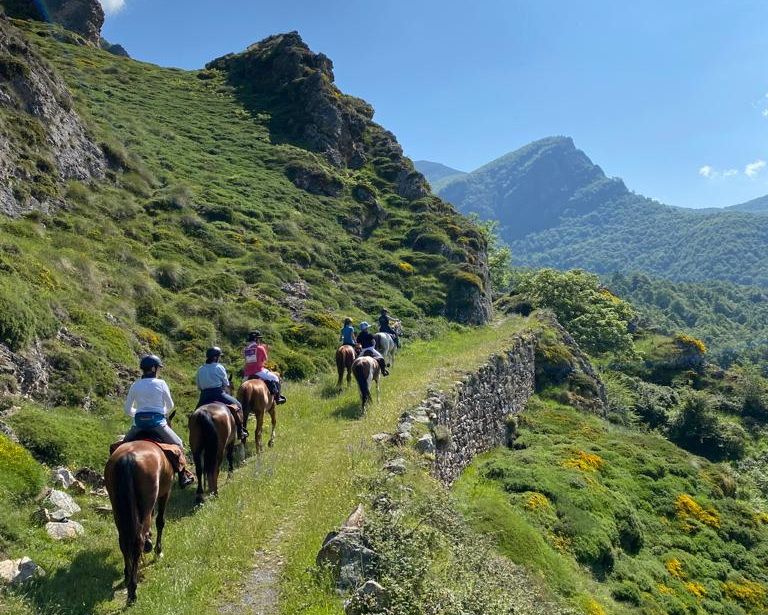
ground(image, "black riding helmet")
xmin=248 ymin=330 xmax=263 ymax=342
xmin=206 ymin=346 xmax=222 ymax=361
xmin=139 ymin=354 xmax=163 ymax=371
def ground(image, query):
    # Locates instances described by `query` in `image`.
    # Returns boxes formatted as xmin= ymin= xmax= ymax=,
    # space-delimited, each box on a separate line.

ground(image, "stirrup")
xmin=276 ymin=395 xmax=287 ymax=405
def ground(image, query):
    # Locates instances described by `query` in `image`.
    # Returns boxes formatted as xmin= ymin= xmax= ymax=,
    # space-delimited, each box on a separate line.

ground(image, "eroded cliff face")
xmin=2 ymin=0 xmax=105 ymax=44
xmin=0 ymin=16 xmax=105 ymax=215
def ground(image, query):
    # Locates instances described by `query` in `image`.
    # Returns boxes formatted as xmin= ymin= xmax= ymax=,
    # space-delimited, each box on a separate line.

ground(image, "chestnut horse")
xmin=352 ymin=355 xmax=381 ymax=413
xmin=238 ymin=378 xmax=276 ymax=452
xmin=188 ymin=403 xmax=237 ymax=504
xmin=105 ymin=439 xmax=174 ymax=605
xmin=335 ymin=345 xmax=356 ymax=389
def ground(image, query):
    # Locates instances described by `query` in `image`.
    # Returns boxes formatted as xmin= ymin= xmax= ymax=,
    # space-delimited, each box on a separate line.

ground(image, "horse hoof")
xmin=195 ymin=495 xmax=204 ymax=505
xmin=155 ymin=550 xmax=164 ymax=560
xmin=143 ymin=539 xmax=153 ymax=553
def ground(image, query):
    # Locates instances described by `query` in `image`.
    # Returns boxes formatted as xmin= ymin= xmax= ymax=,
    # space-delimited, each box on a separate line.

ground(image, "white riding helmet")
xmin=360 ymin=322 xmax=370 ymax=330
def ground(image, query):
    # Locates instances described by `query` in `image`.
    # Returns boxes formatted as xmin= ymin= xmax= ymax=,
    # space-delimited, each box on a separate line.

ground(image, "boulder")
xmin=42 ymin=489 xmax=81 ymax=517
xmin=342 ymin=504 xmax=365 ymax=530
xmin=317 ymin=530 xmax=377 ymax=591
xmin=4 ymin=0 xmax=105 ymax=45
xmin=344 ymin=580 xmax=389 ymax=615
xmin=415 ymin=434 xmax=436 ymax=455
xmin=52 ymin=467 xmax=76 ymax=488
xmin=45 ymin=520 xmax=84 ymax=540
xmin=0 ymin=557 xmax=45 ymax=585
xmin=31 ymin=507 xmax=52 ymax=526
xmin=383 ymin=458 xmax=406 ymax=475
xmin=75 ymin=467 xmax=104 ymax=488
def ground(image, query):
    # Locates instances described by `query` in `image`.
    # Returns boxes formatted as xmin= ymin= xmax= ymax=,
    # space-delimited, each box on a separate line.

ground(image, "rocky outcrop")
xmin=317 ymin=504 xmax=377 ymax=591
xmin=2 ymin=0 xmax=105 ymax=45
xmin=0 ymin=17 xmax=105 ymax=215
xmin=0 ymin=557 xmax=44 ymax=585
xmin=99 ymin=37 xmax=129 ymax=57
xmin=0 ymin=340 xmax=50 ymax=396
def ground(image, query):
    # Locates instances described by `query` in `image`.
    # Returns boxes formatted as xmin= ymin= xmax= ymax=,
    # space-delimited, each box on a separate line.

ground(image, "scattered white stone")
xmin=45 ymin=520 xmax=84 ymax=540
xmin=415 ymin=434 xmax=435 ymax=454
xmin=0 ymin=557 xmax=45 ymax=585
xmin=42 ymin=489 xmax=80 ymax=517
xmin=52 ymin=467 xmax=77 ymax=489
xmin=371 ymin=433 xmax=391 ymax=444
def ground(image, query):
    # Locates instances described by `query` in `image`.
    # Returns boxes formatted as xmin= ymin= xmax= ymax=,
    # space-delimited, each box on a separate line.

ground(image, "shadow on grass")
xmin=18 ymin=548 xmax=120 ymax=615
xmin=332 ymin=399 xmax=364 ymax=421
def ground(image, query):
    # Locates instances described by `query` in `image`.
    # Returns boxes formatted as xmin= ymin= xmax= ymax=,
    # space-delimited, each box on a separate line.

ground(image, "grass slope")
xmin=455 ymin=396 xmax=768 ymax=615
xmin=2 ymin=318 xmax=539 ymax=615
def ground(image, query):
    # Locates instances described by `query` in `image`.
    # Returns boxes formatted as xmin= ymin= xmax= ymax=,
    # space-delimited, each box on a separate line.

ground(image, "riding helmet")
xmin=248 ymin=330 xmax=263 ymax=342
xmin=360 ymin=322 xmax=369 ymax=330
xmin=206 ymin=346 xmax=223 ymax=360
xmin=139 ymin=354 xmax=163 ymax=371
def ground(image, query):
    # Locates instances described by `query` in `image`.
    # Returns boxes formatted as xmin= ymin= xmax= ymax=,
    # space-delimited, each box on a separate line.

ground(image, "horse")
xmin=188 ymin=403 xmax=237 ymax=504
xmin=335 ymin=345 xmax=357 ymax=389
xmin=104 ymin=425 xmax=176 ymax=605
xmin=238 ymin=378 xmax=276 ymax=453
xmin=374 ymin=331 xmax=397 ymax=368
xmin=352 ymin=355 xmax=381 ymax=413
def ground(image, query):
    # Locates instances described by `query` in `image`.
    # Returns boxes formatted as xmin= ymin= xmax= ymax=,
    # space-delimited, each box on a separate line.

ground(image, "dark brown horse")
xmin=238 ymin=378 xmax=276 ymax=452
xmin=105 ymin=440 xmax=174 ymax=605
xmin=352 ymin=355 xmax=381 ymax=413
xmin=335 ymin=345 xmax=356 ymax=389
xmin=188 ymin=403 xmax=237 ymax=504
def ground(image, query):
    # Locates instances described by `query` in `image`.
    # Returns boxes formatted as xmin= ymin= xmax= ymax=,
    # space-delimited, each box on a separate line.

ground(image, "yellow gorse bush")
xmin=657 ymin=583 xmax=674 ymax=595
xmin=525 ymin=492 xmax=551 ymax=510
xmin=674 ymin=333 xmax=707 ymax=354
xmin=666 ymin=558 xmax=685 ymax=579
xmin=685 ymin=582 xmax=707 ymax=599
xmin=722 ymin=580 xmax=767 ymax=607
xmin=397 ymin=261 xmax=415 ymax=274
xmin=675 ymin=494 xmax=720 ymax=529
xmin=563 ymin=451 xmax=604 ymax=472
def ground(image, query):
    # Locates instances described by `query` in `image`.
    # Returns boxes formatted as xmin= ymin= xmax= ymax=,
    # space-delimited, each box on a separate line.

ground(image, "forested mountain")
xmin=426 ymin=137 xmax=768 ymax=286
xmin=413 ymin=160 xmax=465 ymax=191
xmin=728 ymin=194 xmax=768 ymax=213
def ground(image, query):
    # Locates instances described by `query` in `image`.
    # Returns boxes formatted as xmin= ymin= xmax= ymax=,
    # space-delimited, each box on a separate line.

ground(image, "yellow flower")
xmin=675 ymin=494 xmax=720 ymax=529
xmin=665 ymin=558 xmax=685 ymax=580
xmin=563 ymin=451 xmax=604 ymax=472
xmin=583 ymin=598 xmax=606 ymax=615
xmin=722 ymin=580 xmax=767 ymax=607
xmin=525 ymin=492 xmax=551 ymax=510
xmin=397 ymin=261 xmax=415 ymax=274
xmin=685 ymin=582 xmax=706 ymax=599
xmin=657 ymin=583 xmax=674 ymax=595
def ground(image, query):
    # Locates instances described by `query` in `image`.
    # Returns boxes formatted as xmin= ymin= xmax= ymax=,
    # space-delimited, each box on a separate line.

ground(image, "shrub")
xmin=154 ymin=262 xmax=193 ymax=291
xmin=0 ymin=278 xmax=56 ymax=350
xmin=0 ymin=434 xmax=45 ymax=501
xmin=279 ymin=350 xmax=315 ymax=380
xmin=668 ymin=392 xmax=746 ymax=461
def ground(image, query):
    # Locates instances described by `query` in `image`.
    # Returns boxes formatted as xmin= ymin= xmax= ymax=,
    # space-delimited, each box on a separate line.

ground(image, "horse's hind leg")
xmin=376 ymin=375 xmax=381 ymax=403
xmin=268 ymin=407 xmax=277 ymax=448
xmin=255 ymin=411 xmax=265 ymax=453
xmin=347 ymin=366 xmax=352 ymax=388
xmin=155 ymin=491 xmax=169 ymax=558
xmin=226 ymin=442 xmax=235 ymax=472
xmin=193 ymin=449 xmax=205 ymax=504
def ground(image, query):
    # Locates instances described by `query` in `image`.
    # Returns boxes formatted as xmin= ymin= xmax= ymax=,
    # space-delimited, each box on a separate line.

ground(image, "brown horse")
xmin=352 ymin=355 xmax=381 ymax=413
xmin=335 ymin=345 xmax=356 ymax=389
xmin=105 ymin=440 xmax=174 ymax=605
xmin=238 ymin=378 xmax=276 ymax=452
xmin=188 ymin=403 xmax=237 ymax=504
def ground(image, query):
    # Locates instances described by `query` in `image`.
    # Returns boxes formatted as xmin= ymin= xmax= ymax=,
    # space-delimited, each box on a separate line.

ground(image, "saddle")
xmin=109 ymin=437 xmax=187 ymax=474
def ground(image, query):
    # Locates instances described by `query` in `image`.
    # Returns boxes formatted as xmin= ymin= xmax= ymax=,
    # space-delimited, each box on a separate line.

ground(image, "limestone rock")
xmin=383 ymin=458 xmax=406 ymax=475
xmin=75 ymin=467 xmax=105 ymax=488
xmin=342 ymin=504 xmax=365 ymax=530
xmin=415 ymin=434 xmax=435 ymax=455
xmin=0 ymin=557 xmax=45 ymax=585
xmin=45 ymin=519 xmax=84 ymax=540
xmin=317 ymin=530 xmax=377 ymax=591
xmin=4 ymin=0 xmax=104 ymax=45
xmin=0 ymin=18 xmax=106 ymax=216
xmin=52 ymin=467 xmax=77 ymax=488
xmin=371 ymin=433 xmax=391 ymax=445
xmin=99 ymin=37 xmax=129 ymax=57
xmin=42 ymin=489 xmax=81 ymax=517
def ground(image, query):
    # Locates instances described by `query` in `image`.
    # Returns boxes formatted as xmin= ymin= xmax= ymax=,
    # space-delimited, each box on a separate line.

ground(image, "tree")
xmin=515 ymin=269 xmax=636 ymax=356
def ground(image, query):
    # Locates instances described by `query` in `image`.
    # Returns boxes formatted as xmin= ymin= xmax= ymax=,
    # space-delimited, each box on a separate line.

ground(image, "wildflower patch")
xmin=675 ymin=494 xmax=720 ymax=529
xmin=563 ymin=451 xmax=604 ymax=472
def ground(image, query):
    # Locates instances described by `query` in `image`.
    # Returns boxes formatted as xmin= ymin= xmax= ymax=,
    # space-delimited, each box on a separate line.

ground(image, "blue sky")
xmin=100 ymin=0 xmax=768 ymax=209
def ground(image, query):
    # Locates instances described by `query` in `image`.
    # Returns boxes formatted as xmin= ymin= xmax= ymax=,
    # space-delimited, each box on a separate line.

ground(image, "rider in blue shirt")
xmin=340 ymin=317 xmax=356 ymax=346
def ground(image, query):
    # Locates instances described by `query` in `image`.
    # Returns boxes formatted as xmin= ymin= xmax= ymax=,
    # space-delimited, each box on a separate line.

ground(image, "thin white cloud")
xmin=723 ymin=169 xmax=739 ymax=177
xmin=762 ymin=108 xmax=768 ymax=118
xmin=99 ymin=0 xmax=126 ymax=15
xmin=745 ymin=159 xmax=766 ymax=178
xmin=698 ymin=165 xmax=715 ymax=178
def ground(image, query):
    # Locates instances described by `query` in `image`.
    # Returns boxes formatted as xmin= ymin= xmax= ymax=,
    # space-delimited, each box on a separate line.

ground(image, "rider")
xmin=123 ymin=355 xmax=195 ymax=488
xmin=357 ymin=322 xmax=389 ymax=376
xmin=378 ymin=308 xmax=401 ymax=348
xmin=340 ymin=317 xmax=356 ymax=347
xmin=243 ymin=331 xmax=287 ymax=404
xmin=196 ymin=347 xmax=248 ymax=440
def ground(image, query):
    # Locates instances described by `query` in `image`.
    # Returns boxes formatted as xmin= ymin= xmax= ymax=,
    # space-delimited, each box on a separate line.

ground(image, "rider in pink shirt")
xmin=244 ymin=331 xmax=286 ymax=404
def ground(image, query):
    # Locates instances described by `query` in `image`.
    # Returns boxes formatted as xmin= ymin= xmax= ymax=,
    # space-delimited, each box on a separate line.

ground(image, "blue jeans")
xmin=197 ymin=387 xmax=241 ymax=410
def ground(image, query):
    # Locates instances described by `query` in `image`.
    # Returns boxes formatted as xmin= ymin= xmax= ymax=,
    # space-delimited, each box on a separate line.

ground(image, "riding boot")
xmin=229 ymin=405 xmax=248 ymax=441
xmin=275 ymin=381 xmax=287 ymax=405
xmin=377 ymin=358 xmax=390 ymax=376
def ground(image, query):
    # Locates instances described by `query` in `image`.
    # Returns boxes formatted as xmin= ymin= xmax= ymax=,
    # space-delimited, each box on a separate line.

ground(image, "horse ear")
xmin=168 ymin=410 xmax=176 ymax=423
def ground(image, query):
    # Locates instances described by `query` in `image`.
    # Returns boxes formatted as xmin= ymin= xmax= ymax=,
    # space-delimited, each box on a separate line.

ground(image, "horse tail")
xmin=353 ymin=361 xmax=371 ymax=406
xmin=336 ymin=349 xmax=345 ymax=376
xmin=113 ymin=453 xmax=143 ymax=568
xmin=194 ymin=409 xmax=219 ymax=480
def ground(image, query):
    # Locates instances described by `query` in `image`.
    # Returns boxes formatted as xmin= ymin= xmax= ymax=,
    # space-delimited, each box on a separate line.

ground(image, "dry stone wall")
xmin=424 ymin=334 xmax=537 ymax=486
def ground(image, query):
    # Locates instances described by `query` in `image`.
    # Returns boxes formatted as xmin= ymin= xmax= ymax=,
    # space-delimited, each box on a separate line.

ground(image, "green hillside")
xmin=728 ymin=194 xmax=768 ymax=214
xmin=414 ymin=159 xmax=466 ymax=192
xmin=0 ymin=17 xmax=491 ymax=414
xmin=429 ymin=137 xmax=768 ymax=286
